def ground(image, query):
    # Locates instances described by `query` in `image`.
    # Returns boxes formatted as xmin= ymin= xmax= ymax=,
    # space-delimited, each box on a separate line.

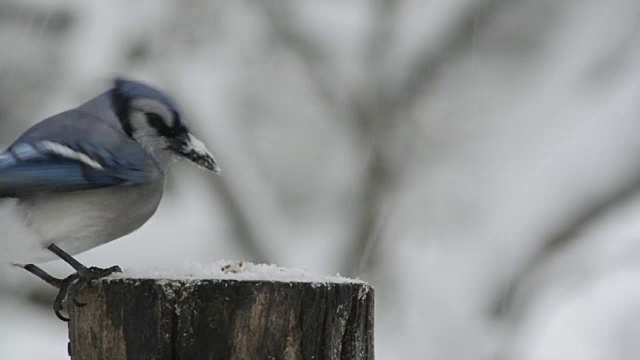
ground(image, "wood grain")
xmin=68 ymin=278 xmax=374 ymax=360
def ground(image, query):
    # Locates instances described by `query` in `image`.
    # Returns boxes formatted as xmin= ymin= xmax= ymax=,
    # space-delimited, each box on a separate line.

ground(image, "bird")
xmin=0 ymin=78 xmax=219 ymax=320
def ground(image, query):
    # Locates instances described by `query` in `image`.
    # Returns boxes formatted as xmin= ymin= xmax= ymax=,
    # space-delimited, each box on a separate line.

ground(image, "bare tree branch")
xmin=254 ymin=0 xmax=401 ymax=277
xmin=207 ymin=175 xmax=272 ymax=263
xmin=259 ymin=0 xmax=354 ymax=118
xmin=389 ymin=0 xmax=510 ymax=113
xmin=180 ymin=107 xmax=273 ymax=263
xmin=339 ymin=0 xmax=402 ymax=276
xmin=256 ymin=0 xmax=514 ymax=277
xmin=491 ymin=170 xmax=640 ymax=318
xmin=342 ymin=145 xmax=394 ymax=276
xmin=492 ymin=15 xmax=640 ymax=313
xmin=257 ymin=0 xmax=384 ymax=137
xmin=343 ymin=0 xmax=513 ymax=277
xmin=489 ymin=18 xmax=640 ymax=360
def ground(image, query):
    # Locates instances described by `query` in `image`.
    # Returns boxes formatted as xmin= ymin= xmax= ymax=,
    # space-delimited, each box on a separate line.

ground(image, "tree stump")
xmin=67 ymin=264 xmax=374 ymax=360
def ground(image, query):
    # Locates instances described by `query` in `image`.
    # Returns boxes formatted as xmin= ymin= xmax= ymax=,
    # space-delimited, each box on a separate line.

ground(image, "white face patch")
xmin=37 ymin=141 xmax=104 ymax=170
xmin=129 ymin=98 xmax=174 ymax=129
xmin=126 ymin=99 xmax=175 ymax=167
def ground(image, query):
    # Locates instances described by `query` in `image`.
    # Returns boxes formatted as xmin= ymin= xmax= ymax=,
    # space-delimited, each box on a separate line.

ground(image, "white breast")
xmin=0 ymin=180 xmax=164 ymax=264
xmin=0 ymin=198 xmax=47 ymax=263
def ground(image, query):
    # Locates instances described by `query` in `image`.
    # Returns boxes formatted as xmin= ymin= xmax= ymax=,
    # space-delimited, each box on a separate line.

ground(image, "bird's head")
xmin=110 ymin=78 xmax=219 ymax=172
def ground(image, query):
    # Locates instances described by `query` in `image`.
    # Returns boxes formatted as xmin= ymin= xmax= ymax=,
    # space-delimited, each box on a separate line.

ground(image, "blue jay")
xmin=0 ymin=78 xmax=219 ymax=320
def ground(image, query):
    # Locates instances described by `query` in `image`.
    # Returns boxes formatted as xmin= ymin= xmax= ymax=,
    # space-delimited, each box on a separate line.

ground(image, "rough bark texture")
xmin=68 ymin=278 xmax=374 ymax=360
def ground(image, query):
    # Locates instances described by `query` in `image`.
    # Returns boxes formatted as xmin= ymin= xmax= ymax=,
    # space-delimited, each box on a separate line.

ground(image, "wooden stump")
xmin=68 ymin=275 xmax=374 ymax=360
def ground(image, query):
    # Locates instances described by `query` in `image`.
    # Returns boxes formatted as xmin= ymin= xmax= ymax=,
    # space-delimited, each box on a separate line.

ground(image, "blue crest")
xmin=113 ymin=77 xmax=182 ymax=116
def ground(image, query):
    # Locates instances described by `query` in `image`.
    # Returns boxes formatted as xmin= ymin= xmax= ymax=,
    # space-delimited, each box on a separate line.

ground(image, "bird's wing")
xmin=0 ymin=140 xmax=150 ymax=197
xmin=0 ymin=112 xmax=155 ymax=197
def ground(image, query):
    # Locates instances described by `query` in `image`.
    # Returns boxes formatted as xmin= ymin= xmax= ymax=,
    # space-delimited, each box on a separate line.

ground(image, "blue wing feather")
xmin=0 ymin=140 xmax=149 ymax=197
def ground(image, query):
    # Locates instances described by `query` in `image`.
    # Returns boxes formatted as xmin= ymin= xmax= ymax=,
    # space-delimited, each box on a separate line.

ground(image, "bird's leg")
xmin=19 ymin=263 xmax=79 ymax=321
xmin=47 ymin=244 xmax=122 ymax=278
xmin=29 ymin=244 xmax=122 ymax=321
xmin=18 ymin=245 xmax=122 ymax=321
xmin=21 ymin=263 xmax=63 ymax=287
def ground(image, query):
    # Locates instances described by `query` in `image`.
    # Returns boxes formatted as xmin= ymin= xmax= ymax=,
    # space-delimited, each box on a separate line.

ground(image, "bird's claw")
xmin=52 ymin=265 xmax=122 ymax=322
xmin=83 ymin=265 xmax=122 ymax=279
xmin=53 ymin=273 xmax=80 ymax=321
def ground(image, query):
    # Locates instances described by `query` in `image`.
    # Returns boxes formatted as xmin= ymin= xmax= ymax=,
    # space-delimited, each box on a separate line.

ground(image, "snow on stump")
xmin=67 ymin=261 xmax=374 ymax=360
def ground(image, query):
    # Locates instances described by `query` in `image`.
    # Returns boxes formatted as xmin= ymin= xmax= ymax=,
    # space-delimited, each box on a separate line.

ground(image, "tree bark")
xmin=68 ymin=278 xmax=374 ymax=360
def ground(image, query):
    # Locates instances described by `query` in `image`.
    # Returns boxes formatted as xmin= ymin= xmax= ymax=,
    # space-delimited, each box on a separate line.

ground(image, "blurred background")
xmin=2 ymin=0 xmax=640 ymax=359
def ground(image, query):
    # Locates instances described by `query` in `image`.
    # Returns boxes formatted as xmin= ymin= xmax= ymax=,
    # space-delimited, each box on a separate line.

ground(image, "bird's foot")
xmin=52 ymin=265 xmax=122 ymax=322
xmin=82 ymin=265 xmax=122 ymax=279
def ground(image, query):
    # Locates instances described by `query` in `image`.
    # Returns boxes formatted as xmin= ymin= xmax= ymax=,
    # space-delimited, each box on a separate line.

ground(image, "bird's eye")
xmin=145 ymin=112 xmax=181 ymax=138
xmin=146 ymin=112 xmax=166 ymax=130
